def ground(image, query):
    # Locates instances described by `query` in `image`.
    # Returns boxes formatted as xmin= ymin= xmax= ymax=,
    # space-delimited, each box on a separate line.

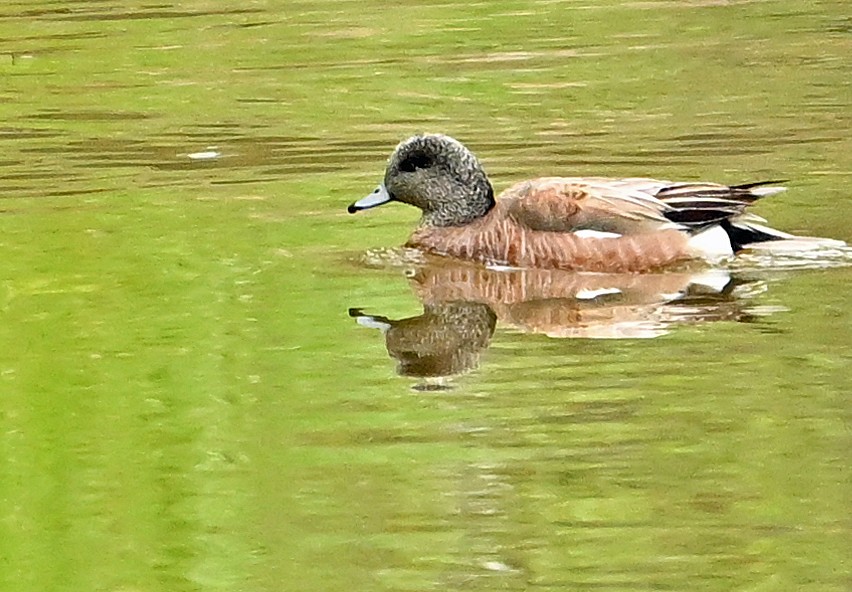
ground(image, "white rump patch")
xmin=575 ymin=287 xmax=622 ymax=300
xmin=574 ymin=229 xmax=622 ymax=239
xmin=687 ymin=224 xmax=733 ymax=261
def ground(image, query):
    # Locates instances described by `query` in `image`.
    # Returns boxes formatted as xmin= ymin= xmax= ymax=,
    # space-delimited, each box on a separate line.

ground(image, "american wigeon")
xmin=348 ymin=134 xmax=843 ymax=272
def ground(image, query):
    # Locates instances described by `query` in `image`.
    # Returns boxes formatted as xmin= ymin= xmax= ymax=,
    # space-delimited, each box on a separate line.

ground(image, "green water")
xmin=0 ymin=1 xmax=849 ymax=591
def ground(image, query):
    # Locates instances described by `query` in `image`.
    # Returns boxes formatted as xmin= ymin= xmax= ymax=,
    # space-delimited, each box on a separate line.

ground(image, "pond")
xmin=0 ymin=1 xmax=849 ymax=591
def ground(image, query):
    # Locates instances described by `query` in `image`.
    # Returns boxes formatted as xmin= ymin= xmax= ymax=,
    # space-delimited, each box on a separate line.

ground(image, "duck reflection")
xmin=351 ymin=261 xmax=772 ymax=382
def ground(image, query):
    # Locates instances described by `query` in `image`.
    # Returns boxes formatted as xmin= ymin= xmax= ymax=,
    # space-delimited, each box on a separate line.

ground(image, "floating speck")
xmin=482 ymin=560 xmax=514 ymax=572
xmin=187 ymin=150 xmax=221 ymax=160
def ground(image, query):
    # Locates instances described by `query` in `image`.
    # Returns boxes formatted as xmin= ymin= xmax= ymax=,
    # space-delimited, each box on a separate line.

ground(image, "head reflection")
xmin=350 ymin=301 xmax=496 ymax=384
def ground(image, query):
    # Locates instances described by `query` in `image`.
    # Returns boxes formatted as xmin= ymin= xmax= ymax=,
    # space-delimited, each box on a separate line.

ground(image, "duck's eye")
xmin=399 ymin=152 xmax=433 ymax=173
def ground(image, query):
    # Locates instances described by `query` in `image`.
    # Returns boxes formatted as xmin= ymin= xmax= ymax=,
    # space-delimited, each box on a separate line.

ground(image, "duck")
xmin=348 ymin=134 xmax=843 ymax=272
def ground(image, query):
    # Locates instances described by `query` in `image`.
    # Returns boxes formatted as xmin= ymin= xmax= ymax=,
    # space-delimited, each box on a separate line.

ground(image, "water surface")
xmin=0 ymin=1 xmax=849 ymax=591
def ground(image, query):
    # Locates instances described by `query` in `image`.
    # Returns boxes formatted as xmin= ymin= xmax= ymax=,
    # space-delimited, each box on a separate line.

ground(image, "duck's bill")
xmin=348 ymin=184 xmax=393 ymax=213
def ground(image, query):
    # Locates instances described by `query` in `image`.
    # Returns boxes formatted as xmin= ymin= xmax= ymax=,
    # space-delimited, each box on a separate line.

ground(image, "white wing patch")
xmin=574 ymin=229 xmax=622 ymax=239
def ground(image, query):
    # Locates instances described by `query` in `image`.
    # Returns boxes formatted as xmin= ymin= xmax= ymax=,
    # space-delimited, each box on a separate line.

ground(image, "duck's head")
xmin=348 ymin=134 xmax=495 ymax=227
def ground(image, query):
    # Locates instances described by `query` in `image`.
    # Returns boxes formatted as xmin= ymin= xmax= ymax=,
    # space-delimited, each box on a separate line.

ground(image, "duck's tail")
xmin=658 ymin=180 xmax=786 ymax=229
xmin=658 ymin=180 xmax=845 ymax=255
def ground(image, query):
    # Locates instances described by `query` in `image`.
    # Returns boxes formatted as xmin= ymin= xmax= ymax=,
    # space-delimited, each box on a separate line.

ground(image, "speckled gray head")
xmin=348 ymin=134 xmax=495 ymax=227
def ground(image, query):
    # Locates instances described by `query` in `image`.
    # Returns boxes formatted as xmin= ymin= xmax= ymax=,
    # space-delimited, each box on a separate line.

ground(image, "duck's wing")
xmin=503 ymin=177 xmax=787 ymax=235
xmin=502 ymin=177 xmax=676 ymax=235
